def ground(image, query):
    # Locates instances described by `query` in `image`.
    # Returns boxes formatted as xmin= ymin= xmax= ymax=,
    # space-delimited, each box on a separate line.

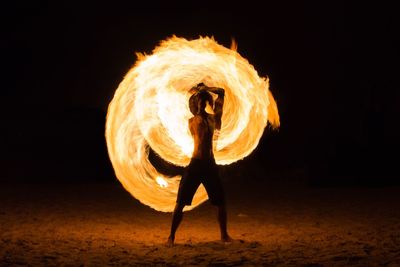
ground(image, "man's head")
xmin=189 ymin=90 xmax=213 ymax=115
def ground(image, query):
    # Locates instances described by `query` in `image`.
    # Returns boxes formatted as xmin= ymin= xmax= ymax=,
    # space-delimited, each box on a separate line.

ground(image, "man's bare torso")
xmin=189 ymin=113 xmax=216 ymax=160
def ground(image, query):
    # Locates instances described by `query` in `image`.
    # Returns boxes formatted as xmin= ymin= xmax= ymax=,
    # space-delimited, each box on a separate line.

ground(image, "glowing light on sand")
xmin=106 ymin=36 xmax=279 ymax=212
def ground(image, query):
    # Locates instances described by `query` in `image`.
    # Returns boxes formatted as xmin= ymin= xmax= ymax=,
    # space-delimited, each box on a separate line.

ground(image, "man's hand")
xmin=189 ymin=87 xmax=199 ymax=94
xmin=189 ymin=83 xmax=206 ymax=94
xmin=189 ymin=83 xmax=225 ymax=97
xmin=207 ymin=87 xmax=225 ymax=97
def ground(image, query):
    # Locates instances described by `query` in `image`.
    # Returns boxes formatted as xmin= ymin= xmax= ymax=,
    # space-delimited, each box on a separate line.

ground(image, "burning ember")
xmin=106 ymin=36 xmax=279 ymax=212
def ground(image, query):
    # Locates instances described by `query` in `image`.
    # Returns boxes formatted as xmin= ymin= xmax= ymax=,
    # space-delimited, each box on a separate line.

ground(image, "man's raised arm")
xmin=207 ymin=87 xmax=225 ymax=130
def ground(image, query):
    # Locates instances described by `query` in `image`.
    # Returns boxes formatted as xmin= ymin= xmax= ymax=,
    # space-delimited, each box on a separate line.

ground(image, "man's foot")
xmin=221 ymin=234 xmax=234 ymax=243
xmin=166 ymin=236 xmax=175 ymax=247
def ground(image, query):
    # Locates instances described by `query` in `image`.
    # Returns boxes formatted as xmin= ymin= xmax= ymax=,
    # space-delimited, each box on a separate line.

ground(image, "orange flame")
xmin=106 ymin=36 xmax=279 ymax=212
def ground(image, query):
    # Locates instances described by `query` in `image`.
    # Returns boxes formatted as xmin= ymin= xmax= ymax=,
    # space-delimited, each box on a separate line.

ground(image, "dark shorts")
xmin=176 ymin=158 xmax=225 ymax=206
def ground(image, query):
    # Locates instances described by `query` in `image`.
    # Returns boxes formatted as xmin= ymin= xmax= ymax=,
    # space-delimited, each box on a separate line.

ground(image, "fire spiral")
xmin=106 ymin=36 xmax=279 ymax=212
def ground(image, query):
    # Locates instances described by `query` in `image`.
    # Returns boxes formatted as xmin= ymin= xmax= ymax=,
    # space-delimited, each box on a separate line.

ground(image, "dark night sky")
xmin=1 ymin=2 xmax=399 ymax=184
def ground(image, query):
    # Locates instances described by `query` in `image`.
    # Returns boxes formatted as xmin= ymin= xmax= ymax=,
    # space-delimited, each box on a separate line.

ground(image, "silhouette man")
xmin=167 ymin=83 xmax=232 ymax=246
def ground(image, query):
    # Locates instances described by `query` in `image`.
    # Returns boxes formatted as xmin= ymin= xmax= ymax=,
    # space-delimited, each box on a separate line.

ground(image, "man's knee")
xmin=210 ymin=197 xmax=225 ymax=207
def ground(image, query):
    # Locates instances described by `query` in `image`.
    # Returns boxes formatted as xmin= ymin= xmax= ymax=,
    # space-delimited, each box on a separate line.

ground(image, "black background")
xmin=2 ymin=2 xmax=399 ymax=185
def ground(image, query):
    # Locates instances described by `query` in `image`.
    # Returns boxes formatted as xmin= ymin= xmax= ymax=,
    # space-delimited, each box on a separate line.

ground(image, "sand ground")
xmin=1 ymin=179 xmax=400 ymax=266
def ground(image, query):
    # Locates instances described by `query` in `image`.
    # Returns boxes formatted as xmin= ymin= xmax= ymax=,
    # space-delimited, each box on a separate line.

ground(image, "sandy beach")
xmin=1 ymin=179 xmax=400 ymax=266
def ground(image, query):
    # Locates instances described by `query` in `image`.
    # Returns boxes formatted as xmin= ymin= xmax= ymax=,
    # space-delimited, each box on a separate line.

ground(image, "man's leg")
xmin=204 ymin=162 xmax=233 ymax=243
xmin=167 ymin=203 xmax=185 ymax=246
xmin=217 ymin=203 xmax=233 ymax=242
